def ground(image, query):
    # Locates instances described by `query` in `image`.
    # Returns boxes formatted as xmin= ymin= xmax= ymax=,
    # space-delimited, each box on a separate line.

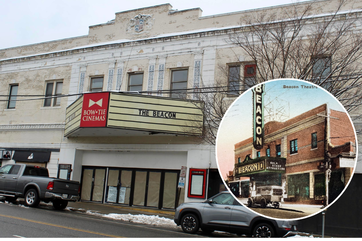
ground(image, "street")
xmin=0 ymin=201 xmax=193 ymax=238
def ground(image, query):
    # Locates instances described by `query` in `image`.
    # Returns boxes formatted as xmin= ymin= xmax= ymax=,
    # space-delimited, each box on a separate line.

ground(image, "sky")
xmin=216 ymin=79 xmax=351 ymax=180
xmin=0 ymin=0 xmax=309 ymax=50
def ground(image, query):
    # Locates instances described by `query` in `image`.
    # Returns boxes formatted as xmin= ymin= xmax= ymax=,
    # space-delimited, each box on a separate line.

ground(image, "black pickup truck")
xmin=0 ymin=164 xmax=80 ymax=210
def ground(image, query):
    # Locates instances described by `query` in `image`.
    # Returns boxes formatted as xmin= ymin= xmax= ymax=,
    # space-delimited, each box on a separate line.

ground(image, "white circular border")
xmin=215 ymin=78 xmax=359 ymax=221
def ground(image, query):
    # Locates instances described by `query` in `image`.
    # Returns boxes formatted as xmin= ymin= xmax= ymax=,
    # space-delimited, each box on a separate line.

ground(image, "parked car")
xmin=248 ymin=185 xmax=283 ymax=208
xmin=0 ymin=164 xmax=80 ymax=210
xmin=174 ymin=191 xmax=297 ymax=237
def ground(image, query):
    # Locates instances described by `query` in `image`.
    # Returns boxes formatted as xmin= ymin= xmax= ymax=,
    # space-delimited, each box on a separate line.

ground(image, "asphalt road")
xmin=0 ymin=201 xmax=195 ymax=238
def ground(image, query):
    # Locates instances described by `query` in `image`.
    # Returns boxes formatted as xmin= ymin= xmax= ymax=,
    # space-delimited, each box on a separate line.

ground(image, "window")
xmin=128 ymin=73 xmax=143 ymax=92
xmin=311 ymin=132 xmax=318 ymax=149
xmin=44 ymin=81 xmax=63 ymax=107
xmin=90 ymin=77 xmax=104 ymax=92
xmin=290 ymin=139 xmax=298 ymax=154
xmin=237 ymin=157 xmax=241 ymax=164
xmin=276 ymin=144 xmax=281 ymax=157
xmin=7 ymin=84 xmax=18 ymax=109
xmin=312 ymin=56 xmax=331 ymax=78
xmin=171 ymin=69 xmax=188 ymax=98
xmin=312 ymin=56 xmax=331 ymax=90
xmin=211 ymin=193 xmax=235 ymax=205
xmin=266 ymin=147 xmax=270 ymax=157
xmin=257 ymin=151 xmax=261 ymax=158
xmin=244 ymin=64 xmax=257 ymax=89
xmin=228 ymin=63 xmax=256 ymax=95
xmin=228 ymin=65 xmax=240 ymax=95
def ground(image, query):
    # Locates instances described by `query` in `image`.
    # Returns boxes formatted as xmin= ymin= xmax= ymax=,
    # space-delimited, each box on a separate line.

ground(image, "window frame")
xmin=170 ymin=69 xmax=188 ymax=99
xmin=227 ymin=65 xmax=241 ymax=95
xmin=311 ymin=132 xmax=318 ymax=149
xmin=7 ymin=84 xmax=18 ymax=109
xmin=290 ymin=139 xmax=298 ymax=154
xmin=128 ymin=73 xmax=144 ymax=92
xmin=44 ymin=81 xmax=63 ymax=107
xmin=90 ymin=77 xmax=104 ymax=92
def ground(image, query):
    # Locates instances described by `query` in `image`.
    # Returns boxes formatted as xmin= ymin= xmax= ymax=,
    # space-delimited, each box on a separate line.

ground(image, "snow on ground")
xmin=84 ymin=210 xmax=177 ymax=229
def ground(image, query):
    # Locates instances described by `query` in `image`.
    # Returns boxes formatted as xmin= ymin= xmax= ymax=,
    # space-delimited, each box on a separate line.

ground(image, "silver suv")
xmin=174 ymin=191 xmax=298 ymax=237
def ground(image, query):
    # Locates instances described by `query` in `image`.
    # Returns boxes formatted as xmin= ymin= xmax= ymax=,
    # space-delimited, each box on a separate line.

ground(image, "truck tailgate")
xmin=53 ymin=180 xmax=79 ymax=195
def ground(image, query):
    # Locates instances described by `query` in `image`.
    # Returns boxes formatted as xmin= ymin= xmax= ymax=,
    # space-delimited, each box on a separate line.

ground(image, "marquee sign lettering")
xmin=253 ymin=84 xmax=265 ymax=150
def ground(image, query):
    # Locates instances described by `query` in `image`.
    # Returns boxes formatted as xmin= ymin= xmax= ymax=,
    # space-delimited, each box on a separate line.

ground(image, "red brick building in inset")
xmin=234 ymin=104 xmax=356 ymax=204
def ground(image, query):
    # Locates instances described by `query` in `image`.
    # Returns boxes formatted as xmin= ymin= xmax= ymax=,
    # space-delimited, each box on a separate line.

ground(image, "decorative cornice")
xmin=0 ymin=124 xmax=65 ymax=130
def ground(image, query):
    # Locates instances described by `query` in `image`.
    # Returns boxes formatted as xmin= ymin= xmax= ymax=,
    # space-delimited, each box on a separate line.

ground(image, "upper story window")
xmin=311 ymin=132 xmax=318 ymax=149
xmin=171 ymin=69 xmax=188 ymax=99
xmin=290 ymin=139 xmax=298 ymax=154
xmin=44 ymin=81 xmax=63 ymax=107
xmin=228 ymin=63 xmax=256 ymax=95
xmin=90 ymin=77 xmax=104 ymax=92
xmin=257 ymin=151 xmax=261 ymax=158
xmin=266 ymin=147 xmax=270 ymax=157
xmin=312 ymin=56 xmax=331 ymax=90
xmin=276 ymin=144 xmax=281 ymax=157
xmin=237 ymin=157 xmax=241 ymax=164
xmin=7 ymin=84 xmax=18 ymax=109
xmin=128 ymin=73 xmax=143 ymax=92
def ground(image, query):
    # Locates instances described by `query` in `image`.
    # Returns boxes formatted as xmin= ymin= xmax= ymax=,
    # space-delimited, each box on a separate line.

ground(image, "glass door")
xmin=119 ymin=170 xmax=132 ymax=205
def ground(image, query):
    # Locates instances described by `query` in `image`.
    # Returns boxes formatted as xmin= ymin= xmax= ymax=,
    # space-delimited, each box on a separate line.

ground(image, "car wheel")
xmin=25 ymin=189 xmax=40 ymax=207
xmin=247 ymin=198 xmax=253 ymax=207
xmin=260 ymin=199 xmax=266 ymax=208
xmin=181 ymin=213 xmax=200 ymax=234
xmin=53 ymin=200 xmax=68 ymax=210
xmin=253 ymin=223 xmax=275 ymax=237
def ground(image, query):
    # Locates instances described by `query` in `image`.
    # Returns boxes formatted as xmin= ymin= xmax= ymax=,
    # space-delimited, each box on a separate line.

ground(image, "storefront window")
xmin=133 ymin=171 xmax=147 ymax=206
xmin=287 ymin=173 xmax=309 ymax=200
xmin=163 ymin=172 xmax=178 ymax=208
xmin=147 ymin=171 xmax=161 ymax=207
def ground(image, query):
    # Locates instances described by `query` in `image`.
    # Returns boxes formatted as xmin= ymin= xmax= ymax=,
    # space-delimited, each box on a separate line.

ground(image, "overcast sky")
xmin=0 ymin=0 xmax=310 ymax=50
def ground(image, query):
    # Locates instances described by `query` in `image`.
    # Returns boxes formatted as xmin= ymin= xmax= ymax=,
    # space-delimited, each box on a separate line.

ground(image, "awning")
xmin=13 ymin=150 xmax=51 ymax=163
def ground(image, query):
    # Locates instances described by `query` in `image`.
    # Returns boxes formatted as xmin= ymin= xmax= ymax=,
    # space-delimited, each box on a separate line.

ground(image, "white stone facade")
xmin=0 ymin=1 xmax=361 ymax=207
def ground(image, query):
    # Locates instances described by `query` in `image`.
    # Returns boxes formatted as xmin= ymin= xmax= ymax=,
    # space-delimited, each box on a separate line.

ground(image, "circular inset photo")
xmin=216 ymin=79 xmax=357 ymax=220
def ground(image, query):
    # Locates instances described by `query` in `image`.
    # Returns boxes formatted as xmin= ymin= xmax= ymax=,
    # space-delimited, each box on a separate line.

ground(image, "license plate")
xmin=62 ymin=194 xmax=68 ymax=199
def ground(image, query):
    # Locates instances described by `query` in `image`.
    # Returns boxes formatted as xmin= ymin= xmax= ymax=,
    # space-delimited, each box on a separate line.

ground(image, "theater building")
xmin=0 ymin=1 xmax=361 ymax=211
xmin=234 ymin=104 xmax=356 ymax=204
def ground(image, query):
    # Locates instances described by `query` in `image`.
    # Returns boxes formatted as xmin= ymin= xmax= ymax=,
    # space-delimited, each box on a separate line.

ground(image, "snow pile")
xmin=85 ymin=210 xmax=177 ymax=228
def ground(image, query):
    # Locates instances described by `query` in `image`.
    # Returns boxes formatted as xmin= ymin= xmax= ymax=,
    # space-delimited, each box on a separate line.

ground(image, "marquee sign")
xmin=235 ymin=157 xmax=286 ymax=176
xmin=64 ymin=92 xmax=203 ymax=137
xmin=253 ymin=84 xmax=265 ymax=150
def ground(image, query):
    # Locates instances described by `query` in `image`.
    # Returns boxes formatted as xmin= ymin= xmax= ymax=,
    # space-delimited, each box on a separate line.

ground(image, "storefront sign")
xmin=238 ymin=160 xmax=265 ymax=175
xmin=253 ymin=84 xmax=265 ymax=150
xmin=80 ymin=92 xmax=110 ymax=128
xmin=265 ymin=159 xmax=286 ymax=171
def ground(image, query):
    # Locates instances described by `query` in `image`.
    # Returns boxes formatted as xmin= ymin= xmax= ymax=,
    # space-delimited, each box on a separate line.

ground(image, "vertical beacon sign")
xmin=253 ymin=84 xmax=265 ymax=150
xmin=80 ymin=92 xmax=110 ymax=128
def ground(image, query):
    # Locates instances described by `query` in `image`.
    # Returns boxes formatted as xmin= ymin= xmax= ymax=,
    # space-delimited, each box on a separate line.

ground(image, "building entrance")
xmin=80 ymin=166 xmax=184 ymax=209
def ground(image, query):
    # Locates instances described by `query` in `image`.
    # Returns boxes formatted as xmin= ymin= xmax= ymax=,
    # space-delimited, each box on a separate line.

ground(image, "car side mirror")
xmin=206 ymin=199 xmax=214 ymax=205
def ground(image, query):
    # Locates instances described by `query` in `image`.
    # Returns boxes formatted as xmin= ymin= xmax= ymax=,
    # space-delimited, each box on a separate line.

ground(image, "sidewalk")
xmin=65 ymin=201 xmax=176 ymax=220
